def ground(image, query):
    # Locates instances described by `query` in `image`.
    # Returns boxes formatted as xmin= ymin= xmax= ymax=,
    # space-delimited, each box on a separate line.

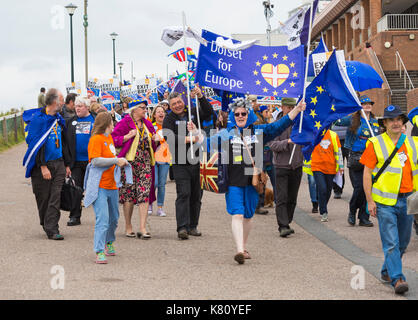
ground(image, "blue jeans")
xmin=376 ymin=198 xmax=413 ymax=287
xmin=93 ymin=188 xmax=119 ymax=253
xmin=313 ymin=171 xmax=335 ymax=215
xmin=155 ymin=162 xmax=170 ymax=206
xmin=307 ymin=173 xmax=318 ymax=203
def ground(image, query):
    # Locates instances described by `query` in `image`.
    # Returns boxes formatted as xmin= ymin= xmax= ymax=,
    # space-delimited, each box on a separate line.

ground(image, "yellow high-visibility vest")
xmin=369 ymin=132 xmax=418 ymax=206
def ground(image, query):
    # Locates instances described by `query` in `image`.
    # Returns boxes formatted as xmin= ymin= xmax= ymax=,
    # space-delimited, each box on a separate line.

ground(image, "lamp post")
xmin=118 ymin=62 xmax=124 ymax=85
xmin=110 ymin=32 xmax=118 ymax=76
xmin=262 ymin=1 xmax=274 ymax=46
xmin=65 ymin=3 xmax=78 ymax=83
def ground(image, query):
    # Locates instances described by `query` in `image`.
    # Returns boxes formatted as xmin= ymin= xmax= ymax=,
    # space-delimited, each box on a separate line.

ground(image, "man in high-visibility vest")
xmin=361 ymin=105 xmax=417 ymax=295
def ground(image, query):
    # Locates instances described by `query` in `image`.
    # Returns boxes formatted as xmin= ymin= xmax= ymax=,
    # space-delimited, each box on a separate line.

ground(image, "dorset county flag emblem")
xmin=261 ymin=64 xmax=290 ymax=88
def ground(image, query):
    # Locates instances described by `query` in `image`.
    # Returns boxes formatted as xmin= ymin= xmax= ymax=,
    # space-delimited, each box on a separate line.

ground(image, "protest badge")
xmin=196 ymin=30 xmax=304 ymax=98
xmin=101 ymin=78 xmax=120 ymax=104
xmin=66 ymin=82 xmax=82 ymax=95
xmin=312 ymin=50 xmax=345 ymax=76
xmin=87 ymin=78 xmax=101 ymax=98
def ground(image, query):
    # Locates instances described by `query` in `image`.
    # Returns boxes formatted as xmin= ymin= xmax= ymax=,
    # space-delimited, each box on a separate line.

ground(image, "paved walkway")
xmin=0 ymin=143 xmax=416 ymax=300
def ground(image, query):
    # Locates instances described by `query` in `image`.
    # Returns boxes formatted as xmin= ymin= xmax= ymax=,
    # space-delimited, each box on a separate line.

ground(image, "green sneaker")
xmin=105 ymin=242 xmax=116 ymax=256
xmin=95 ymin=251 xmax=108 ymax=264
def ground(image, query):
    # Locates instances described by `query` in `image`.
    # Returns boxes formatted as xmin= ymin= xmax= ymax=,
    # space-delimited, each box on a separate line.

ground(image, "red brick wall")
xmin=407 ymin=88 xmax=418 ymax=113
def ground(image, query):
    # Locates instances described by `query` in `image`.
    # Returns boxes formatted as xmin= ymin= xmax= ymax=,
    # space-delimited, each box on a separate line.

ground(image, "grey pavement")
xmin=0 ymin=143 xmax=416 ymax=300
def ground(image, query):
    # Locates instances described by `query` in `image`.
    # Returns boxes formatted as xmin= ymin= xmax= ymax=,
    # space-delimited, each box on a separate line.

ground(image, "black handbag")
xmin=60 ymin=177 xmax=84 ymax=212
xmin=347 ymin=150 xmax=364 ymax=171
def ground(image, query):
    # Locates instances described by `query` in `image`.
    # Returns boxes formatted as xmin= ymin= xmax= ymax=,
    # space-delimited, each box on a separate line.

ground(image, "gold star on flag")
xmin=310 ymin=96 xmax=318 ymax=105
xmin=316 ymin=86 xmax=324 ymax=94
xmin=321 ymin=129 xmax=327 ymax=136
xmin=272 ymin=53 xmax=278 ymax=58
xmin=283 ymin=55 xmax=288 ymax=61
xmin=290 ymin=82 xmax=296 ymax=87
xmin=256 ymin=80 xmax=261 ymax=85
xmin=263 ymin=87 xmax=268 ymax=93
xmin=309 ymin=109 xmax=317 ymax=118
xmin=263 ymin=55 xmax=268 ymax=61
xmin=314 ymin=121 xmax=322 ymax=130
xmin=331 ymin=105 xmax=336 ymax=112
xmin=253 ymin=70 xmax=259 ymax=76
xmin=273 ymin=90 xmax=278 ymax=96
xmin=256 ymin=61 xmax=261 ymax=66
xmin=282 ymin=88 xmax=288 ymax=94
xmin=290 ymin=62 xmax=295 ymax=68
xmin=293 ymin=72 xmax=298 ymax=77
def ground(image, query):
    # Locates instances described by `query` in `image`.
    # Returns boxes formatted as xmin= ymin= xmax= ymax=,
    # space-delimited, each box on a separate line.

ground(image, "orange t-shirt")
xmin=88 ymin=134 xmax=117 ymax=190
xmin=360 ymin=141 xmax=413 ymax=193
xmin=154 ymin=122 xmax=171 ymax=163
xmin=311 ymin=131 xmax=341 ymax=174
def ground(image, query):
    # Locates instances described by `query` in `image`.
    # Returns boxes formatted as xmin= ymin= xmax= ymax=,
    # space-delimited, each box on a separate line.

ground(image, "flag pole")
xmin=298 ymin=0 xmax=314 ymax=134
xmin=290 ymin=0 xmax=315 ymax=165
xmin=182 ymin=11 xmax=194 ymax=158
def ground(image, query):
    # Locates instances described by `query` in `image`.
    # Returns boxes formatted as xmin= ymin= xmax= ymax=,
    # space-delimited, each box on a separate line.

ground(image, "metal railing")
xmin=369 ymin=48 xmax=392 ymax=95
xmin=377 ymin=14 xmax=418 ymax=32
xmin=395 ymin=51 xmax=415 ymax=90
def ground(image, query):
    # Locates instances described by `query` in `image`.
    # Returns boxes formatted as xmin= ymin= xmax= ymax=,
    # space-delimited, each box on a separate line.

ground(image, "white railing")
xmin=395 ymin=51 xmax=415 ymax=90
xmin=377 ymin=14 xmax=418 ymax=32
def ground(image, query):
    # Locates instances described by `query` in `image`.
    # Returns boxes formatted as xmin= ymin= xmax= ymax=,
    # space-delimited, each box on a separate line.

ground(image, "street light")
xmin=110 ymin=32 xmax=118 ymax=76
xmin=118 ymin=62 xmax=124 ymax=85
xmin=65 ymin=3 xmax=78 ymax=82
xmin=262 ymin=1 xmax=274 ymax=46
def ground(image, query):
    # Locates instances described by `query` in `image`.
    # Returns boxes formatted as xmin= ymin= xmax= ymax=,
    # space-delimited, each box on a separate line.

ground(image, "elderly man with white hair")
xmin=64 ymin=96 xmax=95 ymax=226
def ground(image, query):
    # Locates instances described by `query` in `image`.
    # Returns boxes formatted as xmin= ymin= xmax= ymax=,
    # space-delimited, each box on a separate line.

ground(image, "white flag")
xmin=161 ymin=26 xmax=208 ymax=47
xmin=215 ymin=37 xmax=259 ymax=51
xmin=279 ymin=7 xmax=308 ymax=50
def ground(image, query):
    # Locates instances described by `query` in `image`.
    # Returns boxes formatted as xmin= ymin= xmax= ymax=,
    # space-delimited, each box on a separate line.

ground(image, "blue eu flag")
xmin=291 ymin=50 xmax=362 ymax=160
xmin=213 ymin=89 xmax=245 ymax=112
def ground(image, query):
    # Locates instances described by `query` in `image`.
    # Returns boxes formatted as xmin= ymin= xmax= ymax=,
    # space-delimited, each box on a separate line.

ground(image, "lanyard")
xmin=46 ymin=109 xmax=60 ymax=148
xmin=134 ymin=120 xmax=146 ymax=150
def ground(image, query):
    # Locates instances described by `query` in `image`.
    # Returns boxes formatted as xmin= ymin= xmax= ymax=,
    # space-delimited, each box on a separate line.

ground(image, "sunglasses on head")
xmin=234 ymin=112 xmax=248 ymax=117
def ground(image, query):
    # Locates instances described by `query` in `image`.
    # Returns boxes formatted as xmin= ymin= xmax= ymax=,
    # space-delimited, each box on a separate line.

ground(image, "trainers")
xmin=95 ymin=251 xmax=108 ymax=264
xmin=188 ymin=228 xmax=202 ymax=236
xmin=279 ymin=227 xmax=292 ymax=238
xmin=178 ymin=229 xmax=189 ymax=240
xmin=321 ymin=214 xmax=328 ymax=222
xmin=105 ymin=242 xmax=116 ymax=256
xmin=156 ymin=208 xmax=166 ymax=217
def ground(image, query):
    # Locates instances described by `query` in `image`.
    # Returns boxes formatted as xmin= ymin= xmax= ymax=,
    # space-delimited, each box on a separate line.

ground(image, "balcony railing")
xmin=377 ymin=14 xmax=418 ymax=32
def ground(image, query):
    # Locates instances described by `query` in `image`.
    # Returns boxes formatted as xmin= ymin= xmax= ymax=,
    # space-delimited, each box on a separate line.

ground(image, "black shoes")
xmin=414 ymin=220 xmax=418 ymax=235
xmin=394 ymin=279 xmax=409 ymax=294
xmin=67 ymin=218 xmax=81 ymax=226
xmin=255 ymin=208 xmax=268 ymax=215
xmin=48 ymin=234 xmax=64 ymax=240
xmin=348 ymin=214 xmax=356 ymax=226
xmin=359 ymin=220 xmax=374 ymax=227
xmin=334 ymin=192 xmax=342 ymax=199
xmin=178 ymin=229 xmax=189 ymax=240
xmin=188 ymin=229 xmax=202 ymax=236
xmin=311 ymin=202 xmax=319 ymax=213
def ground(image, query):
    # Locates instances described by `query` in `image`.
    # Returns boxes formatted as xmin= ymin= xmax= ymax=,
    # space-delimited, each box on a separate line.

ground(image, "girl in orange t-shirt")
xmin=311 ymin=130 xmax=344 ymax=222
xmin=88 ymin=112 xmax=128 ymax=264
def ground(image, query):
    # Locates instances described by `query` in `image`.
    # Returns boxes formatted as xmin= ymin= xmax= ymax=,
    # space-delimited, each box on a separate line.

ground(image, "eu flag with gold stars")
xmin=196 ymin=30 xmax=304 ymax=98
xmin=290 ymin=50 xmax=362 ymax=160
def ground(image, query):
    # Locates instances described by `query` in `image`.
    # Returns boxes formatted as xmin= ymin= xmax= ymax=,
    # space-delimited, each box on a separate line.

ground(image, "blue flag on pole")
xmin=290 ymin=50 xmax=362 ymax=160
xmin=345 ymin=61 xmax=384 ymax=92
xmin=196 ymin=30 xmax=305 ymax=97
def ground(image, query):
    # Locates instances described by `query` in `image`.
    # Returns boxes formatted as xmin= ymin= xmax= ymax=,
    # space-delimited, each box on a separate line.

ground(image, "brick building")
xmin=311 ymin=0 xmax=418 ymax=115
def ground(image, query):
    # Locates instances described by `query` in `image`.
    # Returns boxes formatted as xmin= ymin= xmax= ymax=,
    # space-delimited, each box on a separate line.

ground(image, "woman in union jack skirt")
xmin=194 ymin=97 xmax=305 ymax=264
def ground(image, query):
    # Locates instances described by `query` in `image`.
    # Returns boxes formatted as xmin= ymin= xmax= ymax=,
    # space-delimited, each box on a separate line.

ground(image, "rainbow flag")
xmin=168 ymin=47 xmax=197 ymax=62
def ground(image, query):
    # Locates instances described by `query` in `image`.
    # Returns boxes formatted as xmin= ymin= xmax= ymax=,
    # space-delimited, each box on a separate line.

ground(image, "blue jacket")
xmin=83 ymin=163 xmax=133 ymax=207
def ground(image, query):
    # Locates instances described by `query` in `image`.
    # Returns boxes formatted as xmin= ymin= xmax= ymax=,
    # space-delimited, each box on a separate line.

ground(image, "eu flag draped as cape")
xmin=290 ymin=50 xmax=362 ymax=160
xmin=22 ymin=109 xmax=66 ymax=178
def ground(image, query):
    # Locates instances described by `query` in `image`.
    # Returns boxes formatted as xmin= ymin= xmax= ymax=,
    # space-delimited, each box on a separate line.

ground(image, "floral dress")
xmin=119 ymin=123 xmax=152 ymax=205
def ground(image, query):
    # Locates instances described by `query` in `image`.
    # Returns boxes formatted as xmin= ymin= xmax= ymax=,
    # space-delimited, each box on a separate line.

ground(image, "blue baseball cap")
xmin=259 ymin=105 xmax=268 ymax=113
xmin=359 ymin=95 xmax=374 ymax=105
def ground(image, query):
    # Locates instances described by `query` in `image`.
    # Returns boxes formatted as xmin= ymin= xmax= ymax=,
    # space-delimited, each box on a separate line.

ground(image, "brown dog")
xmin=264 ymin=187 xmax=275 ymax=207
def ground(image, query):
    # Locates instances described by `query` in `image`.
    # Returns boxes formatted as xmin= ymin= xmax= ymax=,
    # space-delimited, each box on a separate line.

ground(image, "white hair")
xmin=74 ymin=96 xmax=91 ymax=107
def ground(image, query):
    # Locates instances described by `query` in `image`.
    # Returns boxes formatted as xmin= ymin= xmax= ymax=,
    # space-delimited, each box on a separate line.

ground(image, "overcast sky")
xmin=0 ymin=0 xmax=305 ymax=112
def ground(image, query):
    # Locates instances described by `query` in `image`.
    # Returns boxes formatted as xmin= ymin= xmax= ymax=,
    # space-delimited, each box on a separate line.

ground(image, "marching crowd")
xmin=28 ymin=86 xmax=418 ymax=295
